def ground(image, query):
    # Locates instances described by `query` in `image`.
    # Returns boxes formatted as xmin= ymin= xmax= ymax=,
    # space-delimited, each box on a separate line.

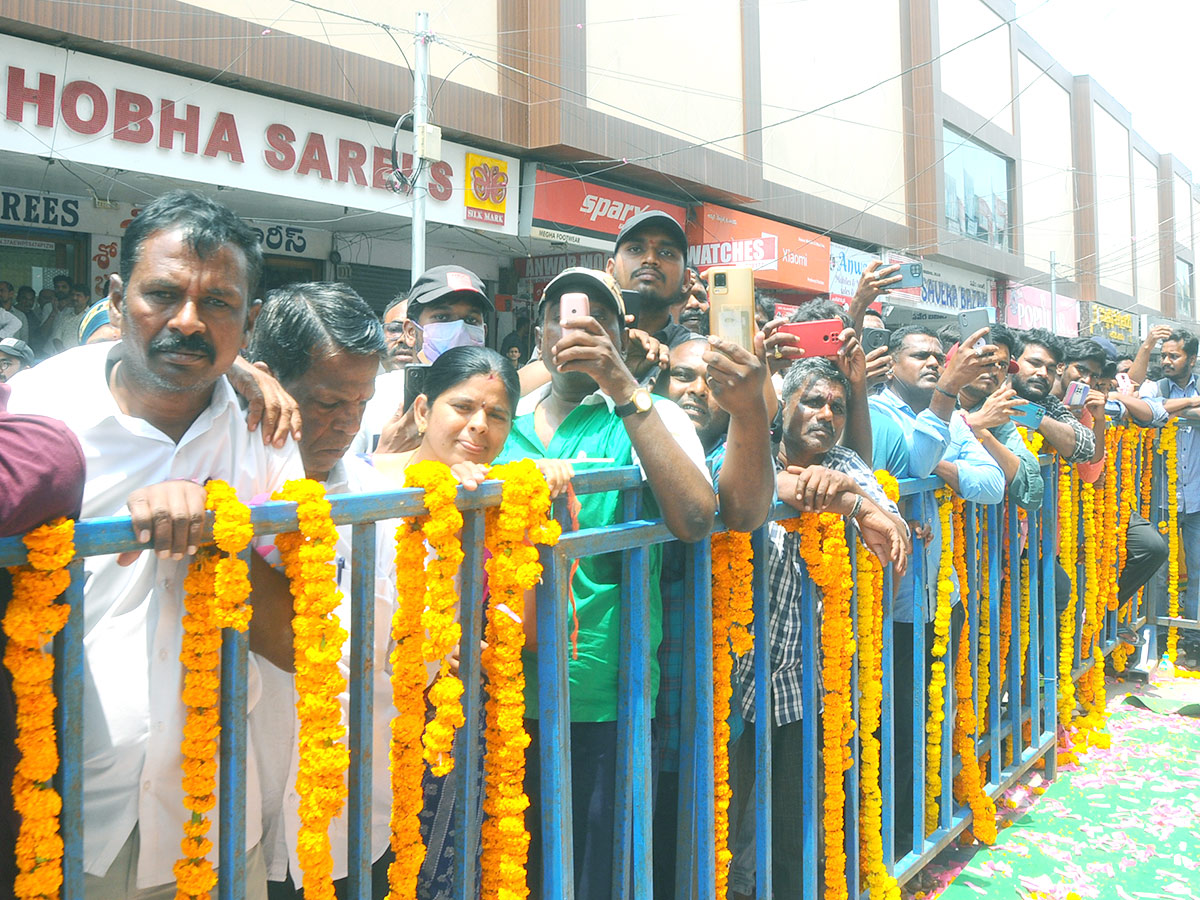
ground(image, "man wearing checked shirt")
xmin=868 ymin=325 xmax=1005 ymax=859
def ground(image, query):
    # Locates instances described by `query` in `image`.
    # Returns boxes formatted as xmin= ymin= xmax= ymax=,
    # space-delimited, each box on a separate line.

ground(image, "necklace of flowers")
xmin=995 ymin=528 xmax=1012 ymax=767
xmin=1140 ymin=428 xmax=1154 ymax=520
xmin=710 ymin=529 xmax=754 ymax=899
xmin=1162 ymin=422 xmax=1181 ymax=665
xmin=172 ymin=480 xmax=254 ymax=899
xmin=387 ymin=460 xmax=466 ymax=898
xmin=3 ymin=517 xmax=74 ymax=900
xmin=792 ymin=511 xmax=854 ymax=900
xmin=1016 ymin=424 xmax=1045 ymax=457
xmin=854 ymin=534 xmax=900 ymax=900
xmin=975 ymin=517 xmax=992 ymax=744
xmin=1056 ymin=462 xmax=1080 ymax=757
xmin=480 ymin=459 xmax=561 ymax=900
xmin=1111 ymin=426 xmax=1139 ymax=672
xmin=923 ymin=489 xmax=954 ymax=834
xmin=273 ymin=479 xmax=349 ymax=900
xmin=1071 ymin=477 xmax=1109 ymax=757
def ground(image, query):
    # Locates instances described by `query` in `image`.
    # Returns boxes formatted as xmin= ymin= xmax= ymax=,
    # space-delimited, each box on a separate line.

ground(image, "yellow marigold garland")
xmin=174 ymin=481 xmax=254 ymax=900
xmin=1056 ymin=463 xmax=1080 ymax=738
xmin=1017 ymin=425 xmax=1044 ymax=457
xmin=950 ymin=612 xmax=997 ymax=845
xmin=388 ymin=512 xmax=430 ymax=898
xmin=1141 ymin=428 xmax=1154 ymax=521
xmin=273 ymin=480 xmax=349 ymax=900
xmin=4 ymin=518 xmax=74 ymax=900
xmin=976 ymin=522 xmax=992 ymax=735
xmin=1111 ymin=426 xmax=1138 ymax=672
xmin=855 ymin=538 xmax=900 ymax=900
xmin=405 ymin=461 xmax=467 ymax=775
xmin=924 ymin=489 xmax=954 ymax=834
xmin=995 ymin=530 xmax=1013 ymax=742
xmin=710 ymin=529 xmax=754 ymax=900
xmin=1162 ymin=423 xmax=1181 ymax=664
xmin=481 ymin=459 xmax=561 ymax=900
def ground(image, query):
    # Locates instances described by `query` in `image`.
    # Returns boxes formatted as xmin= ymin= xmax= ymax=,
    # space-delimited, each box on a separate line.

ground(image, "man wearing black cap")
xmin=358 ymin=265 xmax=492 ymax=453
xmin=495 ymin=266 xmax=716 ymax=900
xmin=608 ymin=209 xmax=693 ymax=351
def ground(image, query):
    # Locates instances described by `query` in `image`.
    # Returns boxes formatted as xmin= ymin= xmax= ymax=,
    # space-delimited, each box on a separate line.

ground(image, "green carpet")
xmin=922 ymin=685 xmax=1200 ymax=900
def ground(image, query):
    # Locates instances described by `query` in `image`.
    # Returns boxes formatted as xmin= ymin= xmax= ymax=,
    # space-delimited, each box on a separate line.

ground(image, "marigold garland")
xmin=1112 ymin=426 xmax=1139 ymax=672
xmin=855 ymin=538 xmax=900 ymax=900
xmin=4 ymin=517 xmax=74 ymax=900
xmin=481 ymin=460 xmax=561 ymax=900
xmin=273 ymin=480 xmax=349 ymax=900
xmin=787 ymin=513 xmax=855 ymax=900
xmin=1017 ymin=425 xmax=1045 ymax=458
xmin=174 ymin=481 xmax=253 ymax=900
xmin=1162 ymin=423 xmax=1181 ymax=664
xmin=975 ymin=522 xmax=992 ymax=738
xmin=924 ymin=489 xmax=954 ymax=834
xmin=710 ymin=529 xmax=754 ymax=900
xmin=950 ymin=612 xmax=997 ymax=845
xmin=1056 ymin=463 xmax=1080 ymax=740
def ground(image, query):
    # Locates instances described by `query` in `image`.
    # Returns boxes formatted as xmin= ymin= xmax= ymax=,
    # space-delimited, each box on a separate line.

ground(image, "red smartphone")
xmin=559 ymin=291 xmax=590 ymax=321
xmin=777 ymin=319 xmax=845 ymax=358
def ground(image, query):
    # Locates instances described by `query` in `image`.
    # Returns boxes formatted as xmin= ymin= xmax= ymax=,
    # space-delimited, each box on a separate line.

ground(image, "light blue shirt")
xmin=869 ymin=387 xmax=951 ymax=478
xmin=1141 ymin=375 xmax=1200 ymax=514
xmin=874 ymin=391 xmax=1004 ymax=622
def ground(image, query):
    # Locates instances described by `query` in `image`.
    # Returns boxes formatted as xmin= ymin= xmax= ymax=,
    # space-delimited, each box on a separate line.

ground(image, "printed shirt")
xmin=252 ymin=455 xmax=397 ymax=882
xmin=1140 ymin=375 xmax=1200 ymax=514
xmin=493 ymin=381 xmax=711 ymax=723
xmin=732 ymin=447 xmax=898 ymax=727
xmin=1034 ymin=393 xmax=1096 ymax=463
xmin=5 ymin=342 xmax=303 ymax=888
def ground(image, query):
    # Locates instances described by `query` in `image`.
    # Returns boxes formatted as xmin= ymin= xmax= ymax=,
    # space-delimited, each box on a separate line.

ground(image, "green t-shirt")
xmin=494 ymin=397 xmax=664 ymax=723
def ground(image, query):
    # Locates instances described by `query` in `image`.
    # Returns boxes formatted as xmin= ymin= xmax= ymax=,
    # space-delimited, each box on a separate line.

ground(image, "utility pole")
xmin=411 ymin=11 xmax=430 ymax=280
xmin=1049 ymin=250 xmax=1057 ymax=336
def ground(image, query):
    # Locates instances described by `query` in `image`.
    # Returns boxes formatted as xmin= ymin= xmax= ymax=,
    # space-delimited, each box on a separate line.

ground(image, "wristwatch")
xmin=615 ymin=387 xmax=654 ymax=418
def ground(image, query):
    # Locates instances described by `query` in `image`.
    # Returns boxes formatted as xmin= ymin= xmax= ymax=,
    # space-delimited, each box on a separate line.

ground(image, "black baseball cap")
xmin=406 ymin=265 xmax=493 ymax=317
xmin=614 ymin=210 xmax=687 ymax=253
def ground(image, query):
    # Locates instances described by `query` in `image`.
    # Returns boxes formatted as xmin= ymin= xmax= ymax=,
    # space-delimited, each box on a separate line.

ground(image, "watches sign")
xmin=687 ymin=203 xmax=829 ymax=292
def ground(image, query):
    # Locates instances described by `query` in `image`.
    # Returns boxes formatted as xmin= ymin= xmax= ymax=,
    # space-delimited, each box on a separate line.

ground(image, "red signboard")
xmin=686 ymin=203 xmax=830 ymax=292
xmin=529 ymin=168 xmax=688 ymax=249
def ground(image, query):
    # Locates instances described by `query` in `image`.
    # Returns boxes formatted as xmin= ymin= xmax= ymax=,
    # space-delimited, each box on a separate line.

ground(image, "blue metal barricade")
xmin=1 ymin=446 xmax=1182 ymax=900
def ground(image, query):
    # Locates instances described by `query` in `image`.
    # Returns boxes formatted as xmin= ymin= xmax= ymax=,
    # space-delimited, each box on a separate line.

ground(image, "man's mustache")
xmin=149 ymin=331 xmax=215 ymax=361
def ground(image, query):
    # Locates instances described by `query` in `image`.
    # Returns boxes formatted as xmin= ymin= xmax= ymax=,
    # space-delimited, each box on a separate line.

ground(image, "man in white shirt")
xmin=49 ymin=283 xmax=91 ymax=353
xmin=244 ymin=281 xmax=399 ymax=899
xmin=6 ymin=189 xmax=302 ymax=899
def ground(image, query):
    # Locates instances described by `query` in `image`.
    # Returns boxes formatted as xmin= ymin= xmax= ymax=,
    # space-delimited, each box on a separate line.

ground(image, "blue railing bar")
xmin=910 ymin=491 xmax=928 ymax=854
xmin=612 ymin=484 xmax=644 ymax=900
xmin=536 ymin=502 xmax=575 ymax=900
xmin=1006 ymin=502 xmax=1022 ymax=774
xmin=750 ymin=524 xmax=772 ymax=900
xmin=0 ymin=468 xmax=649 ymax=566
xmin=346 ymin=523 xmax=376 ymax=900
xmin=897 ymin=475 xmax=943 ymax=496
xmin=800 ymin=573 xmax=819 ymax=900
xmin=674 ymin=543 xmax=699 ymax=900
xmin=1027 ymin=505 xmax=1042 ymax=751
xmin=217 ymin=546 xmax=251 ymax=900
xmin=453 ymin=510 xmax=486 ymax=900
xmin=630 ymin=547 xmax=654 ymax=899
xmin=54 ymin=560 xmax=85 ymax=899
xmin=966 ymin=504 xmax=980 ymax=750
xmin=880 ymin=556 xmax=895 ymax=873
xmin=1039 ymin=461 xmax=1060 ymax=781
xmin=986 ymin=504 xmax=1002 ymax=787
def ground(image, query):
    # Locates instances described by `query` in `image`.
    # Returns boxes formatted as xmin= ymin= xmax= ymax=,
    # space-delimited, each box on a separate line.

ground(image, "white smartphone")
xmin=1064 ymin=380 xmax=1090 ymax=407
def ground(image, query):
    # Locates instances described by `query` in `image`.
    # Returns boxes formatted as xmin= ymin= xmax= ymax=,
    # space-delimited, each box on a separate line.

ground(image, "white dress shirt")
xmin=252 ymin=454 xmax=397 ymax=883
xmin=5 ymin=341 xmax=303 ymax=888
xmin=0 ymin=306 xmax=20 ymax=339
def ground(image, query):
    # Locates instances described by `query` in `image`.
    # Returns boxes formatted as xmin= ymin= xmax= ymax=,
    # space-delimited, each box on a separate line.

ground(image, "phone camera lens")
xmin=714 ymin=273 xmax=727 ymax=287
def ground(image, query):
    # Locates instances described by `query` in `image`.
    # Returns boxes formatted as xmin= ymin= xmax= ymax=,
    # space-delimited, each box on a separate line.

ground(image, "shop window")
xmin=942 ymin=125 xmax=1012 ymax=251
xmin=1177 ymin=258 xmax=1194 ymax=321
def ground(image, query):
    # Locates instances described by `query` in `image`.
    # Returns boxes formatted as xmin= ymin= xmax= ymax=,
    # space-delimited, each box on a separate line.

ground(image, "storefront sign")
xmin=1003 ymin=284 xmax=1079 ymax=337
xmin=687 ymin=204 xmax=830 ymax=292
xmin=246 ymin=220 xmax=331 ymax=260
xmin=1 ymin=34 xmax=520 ymax=235
xmin=0 ymin=237 xmax=55 ymax=251
xmin=884 ymin=254 xmax=993 ymax=317
xmin=521 ymin=165 xmax=687 ymax=251
xmin=464 ymin=153 xmax=508 ymax=226
xmin=829 ymin=243 xmax=878 ymax=305
xmin=514 ymin=251 xmax=609 ymax=301
xmin=1089 ymin=302 xmax=1136 ymax=344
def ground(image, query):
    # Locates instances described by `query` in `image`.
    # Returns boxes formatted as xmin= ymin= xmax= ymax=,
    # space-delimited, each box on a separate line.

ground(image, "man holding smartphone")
xmin=493 ymin=267 xmax=716 ymax=900
xmin=1009 ymin=329 xmax=1096 ymax=464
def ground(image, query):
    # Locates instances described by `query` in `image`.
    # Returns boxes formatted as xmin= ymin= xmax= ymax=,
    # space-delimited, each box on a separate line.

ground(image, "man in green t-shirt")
xmin=495 ymin=266 xmax=716 ymax=900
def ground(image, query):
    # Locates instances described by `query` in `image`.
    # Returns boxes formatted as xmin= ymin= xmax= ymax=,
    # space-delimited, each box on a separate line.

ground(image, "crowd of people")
xmin=1 ymin=187 xmax=1198 ymax=900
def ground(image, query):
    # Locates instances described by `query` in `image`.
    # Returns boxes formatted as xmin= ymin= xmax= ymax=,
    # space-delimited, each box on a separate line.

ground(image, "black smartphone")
xmin=620 ymin=289 xmax=642 ymax=328
xmin=862 ymin=326 xmax=890 ymax=353
xmin=403 ymin=364 xmax=430 ymax=413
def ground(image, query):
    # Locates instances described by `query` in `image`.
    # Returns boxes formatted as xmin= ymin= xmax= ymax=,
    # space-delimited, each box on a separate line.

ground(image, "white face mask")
xmin=418 ymin=319 xmax=486 ymax=362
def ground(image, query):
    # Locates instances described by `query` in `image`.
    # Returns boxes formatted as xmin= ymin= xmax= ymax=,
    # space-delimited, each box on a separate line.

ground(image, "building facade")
xmin=2 ymin=0 xmax=1195 ymax=348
